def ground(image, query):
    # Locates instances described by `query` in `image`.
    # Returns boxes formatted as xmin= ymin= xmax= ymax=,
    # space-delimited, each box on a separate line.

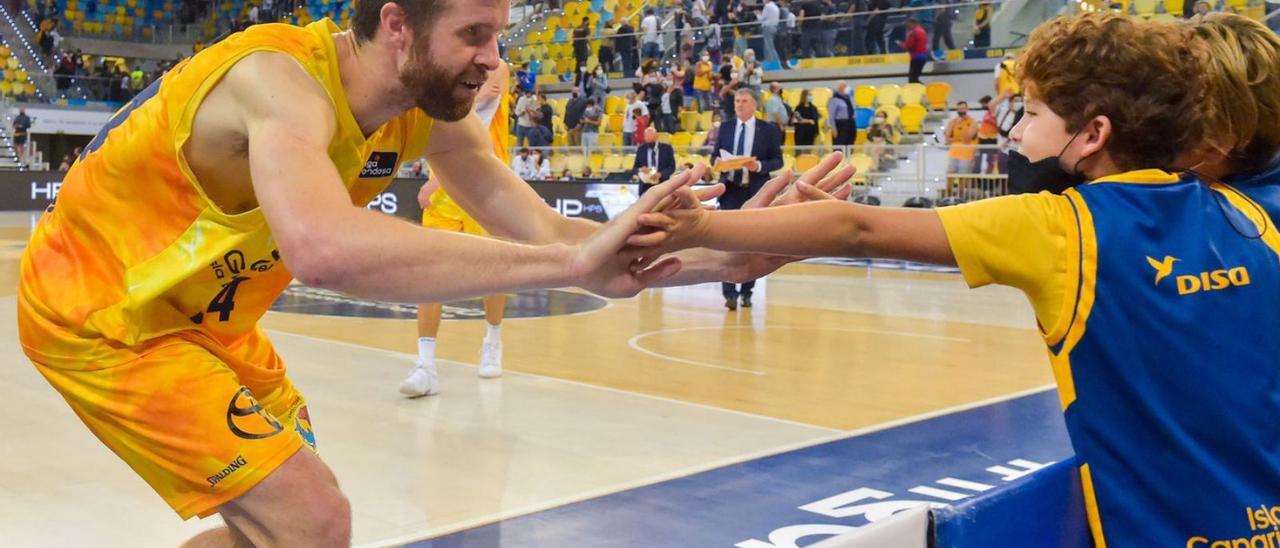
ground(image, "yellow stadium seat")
xmin=15 ymin=70 xmax=26 ymax=81
xmin=810 ymin=87 xmax=833 ymax=108
xmin=550 ymin=154 xmax=568 ymax=172
xmin=603 ymin=154 xmax=626 ymax=173
xmin=597 ymin=133 xmax=618 ymax=149
xmin=606 ymin=95 xmax=626 ymax=114
xmin=878 ymin=105 xmax=901 ymax=127
xmin=21 ymin=82 xmax=32 ymax=96
xmin=1134 ymin=0 xmax=1157 ymax=15
xmin=854 ymin=85 xmax=877 ymax=108
xmin=589 ymin=153 xmax=605 ymax=171
xmin=699 ymin=111 xmax=713 ymax=131
xmin=565 ymin=154 xmax=587 ymax=173
xmin=849 ymin=153 xmax=874 ymax=181
xmin=900 ymin=104 xmax=928 ymax=133
xmin=680 ymin=111 xmax=701 ymax=132
xmin=690 ymin=133 xmax=707 ymax=148
xmin=784 ymin=129 xmax=795 ymax=148
xmin=1162 ymin=0 xmax=1182 ymax=13
xmin=608 ymin=113 xmax=624 ymax=134
xmin=876 ymin=85 xmax=901 ymax=107
xmin=7 ymin=57 xmax=18 ymax=70
xmin=856 ymin=129 xmax=869 ymax=145
xmin=925 ymin=82 xmax=952 ymax=111
xmin=900 ymin=83 xmax=926 ymax=106
xmin=0 ymin=81 xmax=12 ymax=96
xmin=793 ymin=154 xmax=820 ymax=173
xmin=783 ymin=88 xmax=802 ymax=106
xmin=553 ymin=131 xmax=567 ymax=147
xmin=671 ymin=132 xmax=693 ymax=149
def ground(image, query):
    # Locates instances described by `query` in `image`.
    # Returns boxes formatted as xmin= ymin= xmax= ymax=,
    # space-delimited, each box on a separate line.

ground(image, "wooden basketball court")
xmin=0 ymin=211 xmax=1056 ymax=546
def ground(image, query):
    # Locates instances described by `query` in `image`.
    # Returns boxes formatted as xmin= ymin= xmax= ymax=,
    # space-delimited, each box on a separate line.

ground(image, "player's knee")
xmin=300 ymin=487 xmax=351 ymax=546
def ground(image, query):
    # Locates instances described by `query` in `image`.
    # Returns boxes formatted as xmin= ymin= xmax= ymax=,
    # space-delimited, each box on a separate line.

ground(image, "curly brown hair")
xmin=1191 ymin=13 xmax=1280 ymax=174
xmin=1018 ymin=13 xmax=1210 ymax=171
xmin=351 ymin=0 xmax=448 ymax=44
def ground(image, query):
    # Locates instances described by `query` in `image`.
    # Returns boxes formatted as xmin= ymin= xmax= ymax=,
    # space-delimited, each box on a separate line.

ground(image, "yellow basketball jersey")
xmin=424 ymin=84 xmax=511 ymax=221
xmin=19 ymin=19 xmax=433 ymax=366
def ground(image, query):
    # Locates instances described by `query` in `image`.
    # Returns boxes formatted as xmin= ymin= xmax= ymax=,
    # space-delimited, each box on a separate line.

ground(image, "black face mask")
xmin=1008 ymin=132 xmax=1087 ymax=195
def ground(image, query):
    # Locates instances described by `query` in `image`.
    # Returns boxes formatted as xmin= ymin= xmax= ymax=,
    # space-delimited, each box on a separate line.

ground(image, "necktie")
xmin=650 ymin=147 xmax=657 ymax=172
xmin=734 ymin=122 xmax=747 ymax=185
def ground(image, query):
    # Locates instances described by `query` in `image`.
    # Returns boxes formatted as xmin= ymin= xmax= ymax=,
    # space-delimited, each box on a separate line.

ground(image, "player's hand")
xmin=568 ymin=165 xmax=705 ymax=298
xmin=745 ymin=151 xmax=855 ymax=208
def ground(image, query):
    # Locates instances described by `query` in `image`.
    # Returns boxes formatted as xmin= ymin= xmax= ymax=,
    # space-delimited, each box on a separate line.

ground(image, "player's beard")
xmin=399 ymin=41 xmax=478 ymax=122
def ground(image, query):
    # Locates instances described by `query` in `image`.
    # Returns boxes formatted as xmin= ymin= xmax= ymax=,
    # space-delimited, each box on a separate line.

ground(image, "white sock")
xmin=484 ymin=324 xmax=502 ymax=343
xmin=417 ymin=337 xmax=437 ymax=364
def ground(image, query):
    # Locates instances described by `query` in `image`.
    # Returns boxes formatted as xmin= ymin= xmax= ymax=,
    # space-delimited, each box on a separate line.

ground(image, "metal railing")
xmin=491 ymin=142 xmax=1011 ymax=204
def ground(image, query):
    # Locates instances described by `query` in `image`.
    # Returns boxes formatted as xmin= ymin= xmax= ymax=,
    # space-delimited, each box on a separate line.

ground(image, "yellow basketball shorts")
xmin=24 ymin=326 xmax=316 ymax=520
xmin=422 ymin=204 xmax=488 ymax=236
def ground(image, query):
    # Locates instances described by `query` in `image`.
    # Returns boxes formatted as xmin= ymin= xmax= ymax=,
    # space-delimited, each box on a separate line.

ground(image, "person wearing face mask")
xmin=628 ymin=16 xmax=1280 ymax=546
xmin=828 ymin=81 xmax=856 ymax=146
xmin=944 ymin=100 xmax=979 ymax=191
xmin=694 ymin=54 xmax=715 ymax=111
xmin=976 ymin=95 xmax=1001 ymax=174
xmin=997 ymin=94 xmax=1024 ymax=175
xmin=865 ymin=110 xmax=897 ymax=169
xmin=793 ymin=89 xmax=820 ymax=147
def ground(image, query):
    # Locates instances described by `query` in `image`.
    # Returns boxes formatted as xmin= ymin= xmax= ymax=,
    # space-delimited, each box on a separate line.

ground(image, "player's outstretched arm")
xmin=424 ymin=116 xmax=602 ymax=244
xmin=235 ymin=53 xmax=687 ymax=301
xmin=632 ymin=189 xmax=957 ymax=266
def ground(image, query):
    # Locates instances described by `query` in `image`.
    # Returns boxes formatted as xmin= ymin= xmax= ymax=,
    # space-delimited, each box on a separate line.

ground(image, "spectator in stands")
xmin=643 ymin=73 xmax=665 ymax=118
xmin=1189 ymin=0 xmax=1212 ymax=20
xmin=583 ymin=67 xmax=609 ymax=107
xmin=515 ymin=91 xmax=539 ymax=147
xmin=865 ymin=0 xmax=890 ymax=54
xmin=973 ymin=2 xmax=992 ymax=47
xmin=527 ymin=122 xmax=554 ymax=149
xmin=617 ymin=18 xmax=638 ymax=74
xmin=829 ymin=81 xmax=856 ymax=146
xmin=866 ymin=110 xmax=898 ymax=169
xmin=798 ymin=0 xmax=828 ymax=58
xmin=560 ymin=168 xmax=574 ymax=181
xmin=517 ymin=64 xmax=536 ymax=94
xmin=704 ymin=19 xmax=724 ymax=64
xmin=778 ymin=0 xmax=799 ymax=67
xmin=839 ymin=0 xmax=866 ymax=57
xmin=944 ymin=100 xmax=978 ymax=176
xmin=728 ymin=9 xmax=749 ymax=56
xmin=976 ymin=95 xmax=1001 ymax=173
xmin=623 ymin=91 xmax=649 ymax=146
xmin=692 ymin=0 xmax=709 ymax=22
xmin=900 ymin=18 xmax=930 ymax=83
xmin=994 ymin=52 xmax=1020 ymax=99
xmin=794 ymin=89 xmax=820 ymax=147
xmin=573 ymin=19 xmax=592 ymax=79
xmin=821 ymin=0 xmax=840 ymax=57
xmin=580 ymin=166 xmax=594 ymax=179
xmin=117 ymin=68 xmax=131 ymax=101
xmin=642 ymin=9 xmax=663 ymax=61
xmin=713 ymin=87 xmax=783 ymax=310
xmin=632 ymin=126 xmax=676 ymax=195
xmin=58 ymin=154 xmax=71 ymax=171
xmin=565 ymin=89 xmax=588 ymax=148
xmin=512 ymin=148 xmax=538 ymax=179
xmin=248 ymin=2 xmax=259 ymax=24
xmin=704 ymin=111 xmax=724 ymax=149
xmin=933 ymin=0 xmax=955 ymax=53
xmin=537 ymin=93 xmax=555 ymax=135
xmin=693 ymin=54 xmax=716 ymax=111
xmin=130 ymin=67 xmax=145 ymax=94
xmin=530 ymin=149 xmax=551 ymax=180
xmin=581 ymin=98 xmax=602 ymax=153
xmin=758 ymin=0 xmax=782 ymax=65
xmin=599 ymin=19 xmax=617 ymax=73
xmin=660 ymin=80 xmax=684 ymax=133
xmin=12 ymin=108 xmax=30 ymax=164
xmin=714 ymin=0 xmax=732 ymax=23
xmin=670 ymin=60 xmax=688 ymax=92
xmin=764 ymin=82 xmax=789 ymax=133
xmin=742 ymin=52 xmax=764 ymax=90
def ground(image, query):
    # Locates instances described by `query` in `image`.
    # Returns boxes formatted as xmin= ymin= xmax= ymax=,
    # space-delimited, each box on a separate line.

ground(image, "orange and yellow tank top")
xmin=424 ymin=86 xmax=511 ymax=221
xmin=19 ymin=19 xmax=433 ymax=365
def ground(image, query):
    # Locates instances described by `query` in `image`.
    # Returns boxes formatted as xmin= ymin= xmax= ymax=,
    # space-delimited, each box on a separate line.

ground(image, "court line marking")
xmin=627 ymin=325 xmax=971 ymax=376
xmin=363 ymin=382 xmax=1058 ymax=548
xmin=266 ymin=329 xmax=840 ymax=433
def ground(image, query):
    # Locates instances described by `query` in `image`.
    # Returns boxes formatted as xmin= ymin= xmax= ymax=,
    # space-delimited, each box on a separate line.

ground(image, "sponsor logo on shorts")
xmin=359 ymin=152 xmax=399 ymax=179
xmin=207 ymin=455 xmax=248 ymax=487
xmin=226 ymin=387 xmax=284 ymax=440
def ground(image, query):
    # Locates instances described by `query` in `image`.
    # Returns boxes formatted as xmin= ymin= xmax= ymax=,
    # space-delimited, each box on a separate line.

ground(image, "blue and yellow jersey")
xmin=939 ymin=170 xmax=1280 ymax=546
xmin=19 ymin=19 xmax=434 ymax=367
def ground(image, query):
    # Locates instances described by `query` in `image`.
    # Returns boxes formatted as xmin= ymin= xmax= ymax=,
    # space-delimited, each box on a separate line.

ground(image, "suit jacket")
xmin=632 ymin=142 xmax=676 ymax=184
xmin=714 ymin=117 xmax=784 ymax=210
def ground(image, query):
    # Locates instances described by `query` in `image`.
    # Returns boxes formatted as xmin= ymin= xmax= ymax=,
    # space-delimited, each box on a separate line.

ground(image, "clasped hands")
xmin=568 ymin=152 xmax=857 ymax=298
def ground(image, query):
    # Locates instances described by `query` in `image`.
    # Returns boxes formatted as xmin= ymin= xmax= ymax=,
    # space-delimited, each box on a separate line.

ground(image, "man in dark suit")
xmin=632 ymin=127 xmax=676 ymax=196
xmin=712 ymin=87 xmax=784 ymax=310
